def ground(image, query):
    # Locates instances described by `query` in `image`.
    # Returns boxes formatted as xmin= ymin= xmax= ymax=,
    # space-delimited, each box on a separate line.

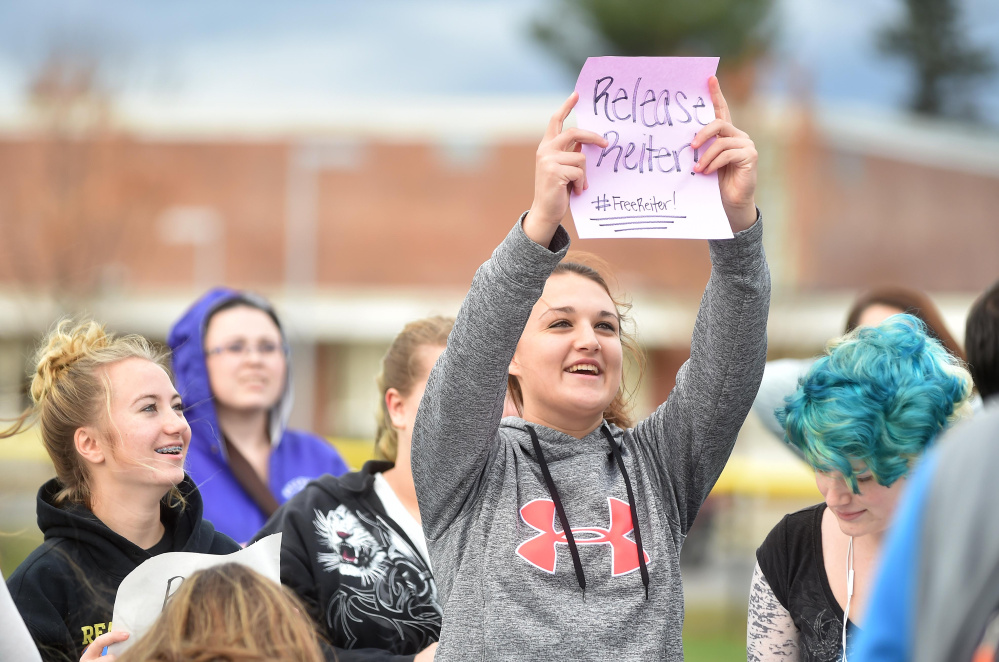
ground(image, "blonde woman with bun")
xmin=3 ymin=320 xmax=240 ymax=662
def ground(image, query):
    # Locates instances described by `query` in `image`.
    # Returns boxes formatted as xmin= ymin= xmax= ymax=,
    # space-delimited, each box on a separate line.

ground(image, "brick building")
xmin=0 ymin=100 xmax=995 ymax=441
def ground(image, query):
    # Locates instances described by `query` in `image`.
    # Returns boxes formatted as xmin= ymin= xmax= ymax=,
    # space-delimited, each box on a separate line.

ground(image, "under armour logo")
xmin=516 ymin=497 xmax=650 ymax=577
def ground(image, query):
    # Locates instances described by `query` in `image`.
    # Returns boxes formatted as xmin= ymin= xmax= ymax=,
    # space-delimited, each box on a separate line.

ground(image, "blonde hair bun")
xmin=1 ymin=317 xmax=167 ymax=506
xmin=30 ymin=320 xmax=113 ymax=404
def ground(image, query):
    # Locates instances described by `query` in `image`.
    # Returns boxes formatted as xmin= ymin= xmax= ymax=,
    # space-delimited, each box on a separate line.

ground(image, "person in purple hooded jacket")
xmin=168 ymin=288 xmax=349 ymax=543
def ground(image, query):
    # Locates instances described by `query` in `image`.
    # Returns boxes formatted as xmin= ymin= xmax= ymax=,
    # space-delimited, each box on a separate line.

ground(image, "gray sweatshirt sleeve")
xmin=633 ymin=214 xmax=770 ymax=534
xmin=412 ymin=216 xmax=570 ymax=541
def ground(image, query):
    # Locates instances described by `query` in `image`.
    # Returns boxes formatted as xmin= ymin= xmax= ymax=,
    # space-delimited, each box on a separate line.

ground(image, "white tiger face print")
xmin=314 ymin=505 xmax=388 ymax=585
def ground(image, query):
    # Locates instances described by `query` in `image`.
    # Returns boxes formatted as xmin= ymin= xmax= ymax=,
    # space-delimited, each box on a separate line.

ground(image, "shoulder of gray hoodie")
xmin=412 ymin=213 xmax=770 ymax=659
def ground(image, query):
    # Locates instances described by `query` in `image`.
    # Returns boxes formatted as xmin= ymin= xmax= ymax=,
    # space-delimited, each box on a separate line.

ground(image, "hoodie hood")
xmin=499 ymin=415 xmax=621 ymax=463
xmin=317 ymin=459 xmax=395 ymax=497
xmin=6 ymin=475 xmax=238 ymax=662
xmin=36 ymin=475 xmax=222 ymax=579
xmin=168 ymin=288 xmax=295 ymax=460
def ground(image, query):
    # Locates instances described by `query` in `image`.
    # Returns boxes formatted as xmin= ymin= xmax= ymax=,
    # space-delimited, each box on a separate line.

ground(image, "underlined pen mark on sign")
xmin=591 ymin=216 xmax=684 ymax=233
xmin=614 ymin=225 xmax=673 ymax=232
xmin=593 ymin=216 xmax=686 ymax=223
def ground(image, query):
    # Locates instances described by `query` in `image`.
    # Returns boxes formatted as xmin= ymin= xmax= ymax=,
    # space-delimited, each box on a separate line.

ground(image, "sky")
xmin=0 ymin=0 xmax=996 ymax=129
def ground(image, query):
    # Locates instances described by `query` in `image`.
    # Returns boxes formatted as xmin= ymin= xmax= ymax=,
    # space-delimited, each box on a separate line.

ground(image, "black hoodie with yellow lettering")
xmin=6 ymin=475 xmax=239 ymax=662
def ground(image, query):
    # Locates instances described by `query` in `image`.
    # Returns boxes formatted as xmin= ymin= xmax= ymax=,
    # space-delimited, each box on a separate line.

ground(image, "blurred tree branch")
xmin=28 ymin=48 xmax=112 ymax=132
xmin=878 ymin=0 xmax=995 ymax=120
xmin=532 ymin=0 xmax=776 ymax=100
xmin=0 ymin=45 xmax=162 ymax=305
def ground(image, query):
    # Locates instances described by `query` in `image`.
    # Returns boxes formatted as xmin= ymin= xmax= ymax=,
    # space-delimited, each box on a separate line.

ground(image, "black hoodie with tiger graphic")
xmin=254 ymin=460 xmax=441 ymax=662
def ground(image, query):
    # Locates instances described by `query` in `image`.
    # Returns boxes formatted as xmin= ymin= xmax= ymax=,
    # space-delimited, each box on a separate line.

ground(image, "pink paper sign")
xmin=569 ymin=56 xmax=733 ymax=240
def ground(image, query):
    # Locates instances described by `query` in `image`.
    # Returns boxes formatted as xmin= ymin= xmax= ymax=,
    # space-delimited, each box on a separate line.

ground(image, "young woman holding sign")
xmin=411 ymin=76 xmax=770 ymax=660
xmin=3 ymin=320 xmax=239 ymax=662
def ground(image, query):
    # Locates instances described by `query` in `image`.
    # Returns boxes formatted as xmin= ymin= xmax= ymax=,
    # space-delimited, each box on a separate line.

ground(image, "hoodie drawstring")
xmin=527 ymin=425 xmax=586 ymax=597
xmin=601 ymin=425 xmax=650 ymax=599
xmin=525 ymin=424 xmax=650 ymax=600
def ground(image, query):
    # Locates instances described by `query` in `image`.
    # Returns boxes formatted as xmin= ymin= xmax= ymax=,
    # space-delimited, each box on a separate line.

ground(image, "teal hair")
xmin=779 ymin=314 xmax=972 ymax=493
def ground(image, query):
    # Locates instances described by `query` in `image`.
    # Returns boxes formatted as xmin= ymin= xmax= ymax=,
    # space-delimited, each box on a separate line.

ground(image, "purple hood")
xmin=168 ymin=287 xmax=293 ymax=454
xmin=167 ymin=288 xmax=349 ymax=542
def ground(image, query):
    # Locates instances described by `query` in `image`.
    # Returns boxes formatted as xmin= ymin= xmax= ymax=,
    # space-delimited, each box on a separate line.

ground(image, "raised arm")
xmin=633 ymin=77 xmax=770 ymax=532
xmin=411 ymin=95 xmax=607 ymax=539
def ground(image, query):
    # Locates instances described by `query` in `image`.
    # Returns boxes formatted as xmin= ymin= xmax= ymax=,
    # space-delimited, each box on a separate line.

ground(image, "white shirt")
xmin=372 ymin=473 xmax=431 ymax=567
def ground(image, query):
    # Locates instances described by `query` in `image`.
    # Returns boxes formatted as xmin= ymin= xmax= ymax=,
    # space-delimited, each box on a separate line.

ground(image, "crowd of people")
xmin=1 ymin=76 xmax=997 ymax=662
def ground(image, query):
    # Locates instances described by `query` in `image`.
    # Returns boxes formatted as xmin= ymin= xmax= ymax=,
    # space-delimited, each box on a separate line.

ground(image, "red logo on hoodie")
xmin=516 ymin=497 xmax=650 ymax=576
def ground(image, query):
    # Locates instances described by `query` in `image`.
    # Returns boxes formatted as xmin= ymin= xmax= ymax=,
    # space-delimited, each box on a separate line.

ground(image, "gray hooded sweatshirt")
xmin=412 ymin=214 xmax=770 ymax=661
xmin=914 ymin=405 xmax=999 ymax=662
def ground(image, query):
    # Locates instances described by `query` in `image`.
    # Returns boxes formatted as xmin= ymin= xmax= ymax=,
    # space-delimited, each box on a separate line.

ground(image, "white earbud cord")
xmin=841 ymin=536 xmax=855 ymax=662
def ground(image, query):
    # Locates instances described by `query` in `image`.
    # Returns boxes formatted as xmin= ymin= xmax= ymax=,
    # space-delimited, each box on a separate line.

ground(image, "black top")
xmin=756 ymin=503 xmax=860 ymax=662
xmin=254 ymin=460 xmax=441 ymax=662
xmin=6 ymin=476 xmax=240 ymax=662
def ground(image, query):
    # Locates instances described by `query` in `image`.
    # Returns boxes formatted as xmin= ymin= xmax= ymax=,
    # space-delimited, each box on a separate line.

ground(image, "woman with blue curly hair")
xmin=746 ymin=314 xmax=973 ymax=662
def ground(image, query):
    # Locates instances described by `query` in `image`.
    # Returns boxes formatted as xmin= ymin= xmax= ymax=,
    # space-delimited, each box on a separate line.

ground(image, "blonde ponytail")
xmin=374 ymin=316 xmax=453 ymax=462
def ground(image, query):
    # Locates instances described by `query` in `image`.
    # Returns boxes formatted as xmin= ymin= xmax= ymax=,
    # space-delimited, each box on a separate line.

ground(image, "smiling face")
xmin=97 ymin=357 xmax=191 ymax=491
xmin=509 ymin=272 xmax=623 ymax=437
xmin=815 ymin=465 xmax=907 ymax=539
xmin=203 ymin=305 xmax=287 ymax=415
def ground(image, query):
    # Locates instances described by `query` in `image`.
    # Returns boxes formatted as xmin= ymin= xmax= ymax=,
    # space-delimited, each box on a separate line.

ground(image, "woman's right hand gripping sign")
xmin=691 ymin=76 xmax=758 ymax=233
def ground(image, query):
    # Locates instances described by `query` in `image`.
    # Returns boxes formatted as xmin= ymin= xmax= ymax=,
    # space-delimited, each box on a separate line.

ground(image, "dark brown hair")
xmin=117 ymin=563 xmax=325 ymax=662
xmin=966 ymin=279 xmax=999 ymax=400
xmin=845 ymin=286 xmax=965 ymax=362
xmin=205 ymin=293 xmax=283 ymax=335
xmin=507 ymin=259 xmax=645 ymax=429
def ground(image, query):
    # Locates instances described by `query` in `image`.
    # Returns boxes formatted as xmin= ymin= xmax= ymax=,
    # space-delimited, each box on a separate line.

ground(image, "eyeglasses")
xmin=206 ymin=340 xmax=284 ymax=358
